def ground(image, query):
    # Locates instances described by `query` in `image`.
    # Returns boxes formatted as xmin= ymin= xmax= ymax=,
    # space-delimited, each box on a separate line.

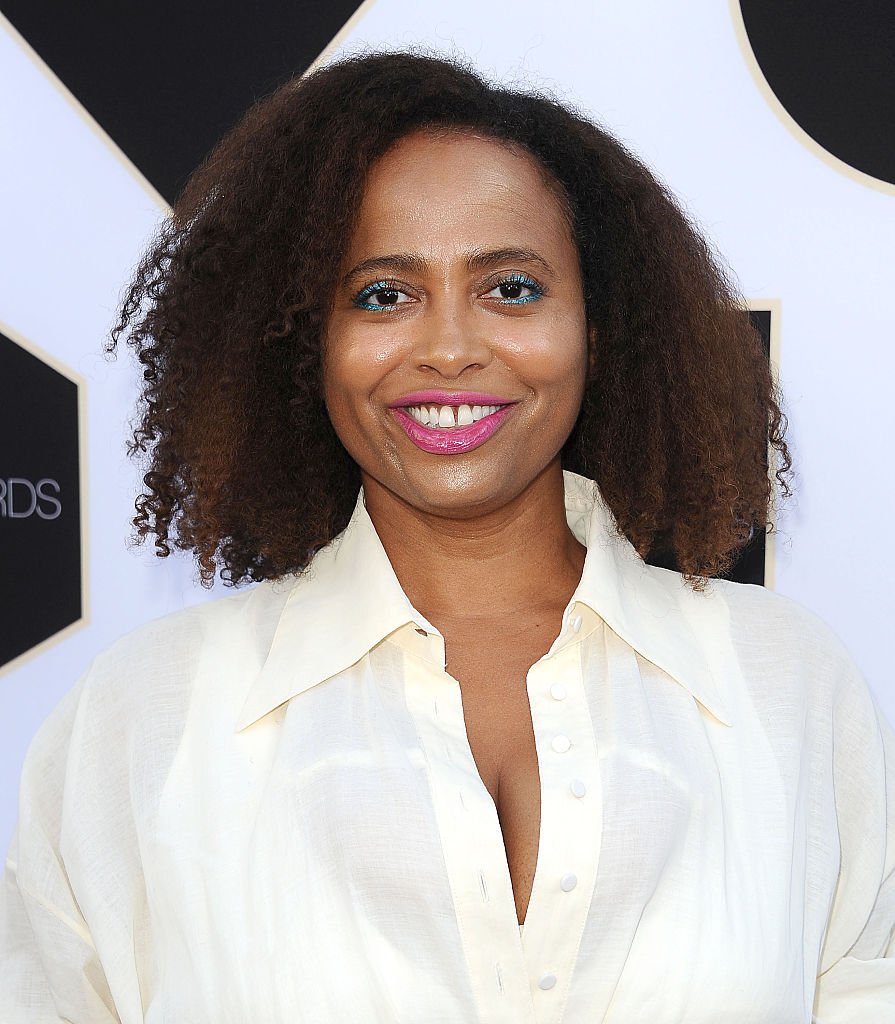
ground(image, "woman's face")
xmin=323 ymin=129 xmax=594 ymax=518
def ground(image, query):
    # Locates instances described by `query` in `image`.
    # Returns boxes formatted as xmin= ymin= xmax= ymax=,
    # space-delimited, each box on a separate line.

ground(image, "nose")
xmin=410 ymin=299 xmax=493 ymax=379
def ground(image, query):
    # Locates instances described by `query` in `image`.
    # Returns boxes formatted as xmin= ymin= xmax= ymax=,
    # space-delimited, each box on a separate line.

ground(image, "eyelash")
xmin=352 ymin=272 xmax=545 ymax=311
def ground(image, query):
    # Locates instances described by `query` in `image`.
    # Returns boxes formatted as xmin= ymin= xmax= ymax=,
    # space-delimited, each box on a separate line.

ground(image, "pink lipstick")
xmin=392 ymin=403 xmax=515 ymax=454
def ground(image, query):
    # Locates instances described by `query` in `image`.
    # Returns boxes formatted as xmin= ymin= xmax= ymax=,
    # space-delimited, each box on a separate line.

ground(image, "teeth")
xmin=404 ymin=403 xmax=506 ymax=428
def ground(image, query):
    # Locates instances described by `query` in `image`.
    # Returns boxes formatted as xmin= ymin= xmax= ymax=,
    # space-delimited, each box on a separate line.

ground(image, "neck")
xmin=361 ymin=461 xmax=587 ymax=626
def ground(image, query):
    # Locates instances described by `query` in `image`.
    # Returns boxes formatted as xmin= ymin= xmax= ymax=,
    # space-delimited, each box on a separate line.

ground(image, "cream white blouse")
xmin=2 ymin=470 xmax=894 ymax=1023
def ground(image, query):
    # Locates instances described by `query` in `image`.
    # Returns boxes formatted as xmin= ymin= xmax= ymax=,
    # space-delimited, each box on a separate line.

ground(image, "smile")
xmin=405 ymin=403 xmax=506 ymax=428
xmin=392 ymin=403 xmax=515 ymax=454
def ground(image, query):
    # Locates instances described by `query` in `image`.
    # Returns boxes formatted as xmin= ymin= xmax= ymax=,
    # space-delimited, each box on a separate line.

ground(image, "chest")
xmin=443 ymin=634 xmax=552 ymax=926
xmin=137 ymin=633 xmax=827 ymax=1023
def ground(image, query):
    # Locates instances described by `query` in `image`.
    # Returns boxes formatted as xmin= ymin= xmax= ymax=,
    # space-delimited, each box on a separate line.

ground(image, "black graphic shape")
xmin=646 ymin=309 xmax=771 ymax=587
xmin=740 ymin=0 xmax=895 ymax=185
xmin=0 ymin=333 xmax=82 ymax=667
xmin=729 ymin=309 xmax=772 ymax=586
xmin=3 ymin=0 xmax=367 ymax=204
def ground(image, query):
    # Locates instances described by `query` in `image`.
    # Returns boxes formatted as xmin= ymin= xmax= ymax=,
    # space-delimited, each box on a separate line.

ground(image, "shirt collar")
xmin=234 ymin=470 xmax=734 ymax=731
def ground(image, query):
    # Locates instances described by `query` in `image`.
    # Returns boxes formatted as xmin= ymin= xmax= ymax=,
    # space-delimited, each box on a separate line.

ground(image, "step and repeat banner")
xmin=1 ymin=0 xmax=893 ymax=853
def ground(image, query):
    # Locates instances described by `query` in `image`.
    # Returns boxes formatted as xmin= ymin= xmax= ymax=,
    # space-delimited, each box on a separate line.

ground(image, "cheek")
xmin=497 ymin=320 xmax=588 ymax=389
xmin=321 ymin=323 xmax=408 ymax=461
xmin=323 ymin=322 xmax=406 ymax=400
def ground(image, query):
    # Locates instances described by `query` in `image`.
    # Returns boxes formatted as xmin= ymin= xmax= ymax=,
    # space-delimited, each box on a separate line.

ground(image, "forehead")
xmin=347 ymin=130 xmax=574 ymax=256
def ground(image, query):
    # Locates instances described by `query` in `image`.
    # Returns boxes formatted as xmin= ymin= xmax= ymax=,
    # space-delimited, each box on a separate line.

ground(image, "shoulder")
xmin=677 ymin=569 xmax=856 ymax=674
xmin=653 ymin=566 xmax=863 ymax=722
xmin=19 ymin=577 xmax=298 ymax=815
xmin=58 ymin=577 xmax=297 ymax=742
xmin=94 ymin=575 xmax=296 ymax=681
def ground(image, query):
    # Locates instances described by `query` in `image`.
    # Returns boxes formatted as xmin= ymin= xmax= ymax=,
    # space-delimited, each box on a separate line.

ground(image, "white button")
xmin=560 ymin=873 xmax=578 ymax=892
xmin=549 ymin=682 xmax=567 ymax=701
xmin=551 ymin=734 xmax=571 ymax=753
xmin=570 ymin=778 xmax=587 ymax=798
xmin=538 ymin=973 xmax=557 ymax=990
xmin=570 ymin=614 xmax=583 ymax=633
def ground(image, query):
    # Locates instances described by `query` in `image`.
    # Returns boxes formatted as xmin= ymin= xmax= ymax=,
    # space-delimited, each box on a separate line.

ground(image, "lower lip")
xmin=392 ymin=405 xmax=515 ymax=454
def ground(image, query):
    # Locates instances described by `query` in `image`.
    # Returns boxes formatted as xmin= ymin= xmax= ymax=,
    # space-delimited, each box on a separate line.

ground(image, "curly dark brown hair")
xmin=106 ymin=47 xmax=793 ymax=590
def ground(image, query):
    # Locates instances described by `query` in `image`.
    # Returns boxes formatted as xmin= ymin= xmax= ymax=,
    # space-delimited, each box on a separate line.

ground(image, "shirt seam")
xmin=9 ymin=862 xmax=98 ymax=950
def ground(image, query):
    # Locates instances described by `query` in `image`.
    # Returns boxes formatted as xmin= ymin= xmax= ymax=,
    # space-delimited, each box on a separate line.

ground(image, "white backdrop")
xmin=1 ymin=0 xmax=893 ymax=856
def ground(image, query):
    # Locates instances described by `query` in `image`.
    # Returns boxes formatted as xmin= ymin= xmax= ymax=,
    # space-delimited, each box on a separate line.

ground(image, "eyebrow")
xmin=341 ymin=246 xmax=556 ymax=285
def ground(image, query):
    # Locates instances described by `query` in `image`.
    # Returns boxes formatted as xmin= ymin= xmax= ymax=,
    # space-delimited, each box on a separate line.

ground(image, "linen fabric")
xmin=2 ymin=470 xmax=893 ymax=1023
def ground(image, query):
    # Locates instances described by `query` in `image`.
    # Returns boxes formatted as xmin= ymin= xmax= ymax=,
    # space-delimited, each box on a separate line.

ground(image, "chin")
xmin=395 ymin=467 xmax=528 ymax=516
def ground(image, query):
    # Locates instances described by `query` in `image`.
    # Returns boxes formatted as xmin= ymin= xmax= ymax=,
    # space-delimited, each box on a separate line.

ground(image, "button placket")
xmin=520 ymin=642 xmax=601 ymax=1015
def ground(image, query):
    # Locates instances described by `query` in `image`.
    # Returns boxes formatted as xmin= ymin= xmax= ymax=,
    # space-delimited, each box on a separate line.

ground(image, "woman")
xmin=2 ymin=49 xmax=893 ymax=1022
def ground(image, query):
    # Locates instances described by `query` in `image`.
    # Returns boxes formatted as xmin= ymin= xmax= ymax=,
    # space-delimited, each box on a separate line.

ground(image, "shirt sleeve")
xmin=0 ymin=670 xmax=121 ymax=1023
xmin=813 ymin=653 xmax=895 ymax=1022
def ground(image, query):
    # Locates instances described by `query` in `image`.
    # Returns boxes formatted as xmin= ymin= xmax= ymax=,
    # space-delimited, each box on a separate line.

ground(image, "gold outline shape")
xmin=0 ymin=318 xmax=90 ymax=677
xmin=729 ymin=1 xmax=895 ymax=197
xmin=305 ymin=0 xmax=382 ymax=76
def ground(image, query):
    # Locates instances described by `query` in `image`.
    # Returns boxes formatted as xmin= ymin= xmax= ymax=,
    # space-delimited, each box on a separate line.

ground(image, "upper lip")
xmin=389 ymin=390 xmax=516 ymax=408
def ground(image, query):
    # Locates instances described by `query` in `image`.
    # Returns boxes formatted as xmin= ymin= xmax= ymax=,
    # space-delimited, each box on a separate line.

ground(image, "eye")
xmin=484 ymin=273 xmax=544 ymax=305
xmin=353 ymin=279 xmax=413 ymax=311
